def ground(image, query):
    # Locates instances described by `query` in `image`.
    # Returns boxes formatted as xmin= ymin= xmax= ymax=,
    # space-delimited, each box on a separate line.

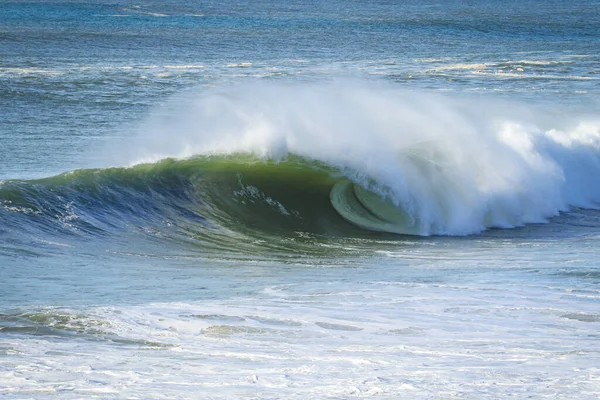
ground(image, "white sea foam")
xmin=3 ymin=264 xmax=599 ymax=399
xmin=123 ymin=81 xmax=600 ymax=235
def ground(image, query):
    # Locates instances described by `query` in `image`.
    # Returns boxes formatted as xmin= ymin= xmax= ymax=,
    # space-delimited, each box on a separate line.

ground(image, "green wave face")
xmin=0 ymin=155 xmax=420 ymax=257
xmin=177 ymin=156 xmax=422 ymax=238
xmin=184 ymin=155 xmax=369 ymax=237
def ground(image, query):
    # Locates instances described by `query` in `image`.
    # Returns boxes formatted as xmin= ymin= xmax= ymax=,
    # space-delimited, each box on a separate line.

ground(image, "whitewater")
xmin=1 ymin=0 xmax=600 ymax=399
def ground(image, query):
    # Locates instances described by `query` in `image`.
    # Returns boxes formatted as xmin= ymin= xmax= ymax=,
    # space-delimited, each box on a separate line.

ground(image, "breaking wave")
xmin=2 ymin=81 xmax=600 ymax=245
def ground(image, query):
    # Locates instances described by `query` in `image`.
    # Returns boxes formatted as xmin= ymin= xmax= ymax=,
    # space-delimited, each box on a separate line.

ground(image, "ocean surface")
xmin=1 ymin=0 xmax=600 ymax=398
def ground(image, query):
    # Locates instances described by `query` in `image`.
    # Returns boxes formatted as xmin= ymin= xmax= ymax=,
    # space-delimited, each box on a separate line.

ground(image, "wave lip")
xmin=330 ymin=180 xmax=422 ymax=235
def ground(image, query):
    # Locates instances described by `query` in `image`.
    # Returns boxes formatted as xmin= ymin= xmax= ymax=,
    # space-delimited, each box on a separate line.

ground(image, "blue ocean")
xmin=1 ymin=1 xmax=600 ymax=398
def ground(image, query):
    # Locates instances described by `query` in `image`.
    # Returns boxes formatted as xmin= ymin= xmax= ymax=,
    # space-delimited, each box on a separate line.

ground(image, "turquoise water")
xmin=1 ymin=1 xmax=600 ymax=398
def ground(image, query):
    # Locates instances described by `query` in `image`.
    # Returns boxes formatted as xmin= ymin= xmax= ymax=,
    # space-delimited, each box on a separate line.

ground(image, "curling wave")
xmin=2 ymin=82 xmax=600 ymax=242
xmin=122 ymin=81 xmax=600 ymax=236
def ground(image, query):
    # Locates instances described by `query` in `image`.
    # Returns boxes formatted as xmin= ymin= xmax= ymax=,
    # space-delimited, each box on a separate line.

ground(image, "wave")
xmin=2 ymin=82 xmax=600 ymax=243
xmin=0 ymin=156 xmax=388 ymax=259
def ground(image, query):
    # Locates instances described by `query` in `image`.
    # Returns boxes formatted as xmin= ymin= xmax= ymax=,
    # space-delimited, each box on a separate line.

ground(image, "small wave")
xmin=471 ymin=71 xmax=598 ymax=80
xmin=0 ymin=68 xmax=65 ymax=77
xmin=429 ymin=63 xmax=492 ymax=71
xmin=227 ymin=62 xmax=253 ymax=68
xmin=164 ymin=65 xmax=205 ymax=70
xmin=425 ymin=59 xmax=594 ymax=80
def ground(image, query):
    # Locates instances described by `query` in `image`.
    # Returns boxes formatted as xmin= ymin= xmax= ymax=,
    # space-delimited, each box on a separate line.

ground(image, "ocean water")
xmin=1 ymin=0 xmax=600 ymax=398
